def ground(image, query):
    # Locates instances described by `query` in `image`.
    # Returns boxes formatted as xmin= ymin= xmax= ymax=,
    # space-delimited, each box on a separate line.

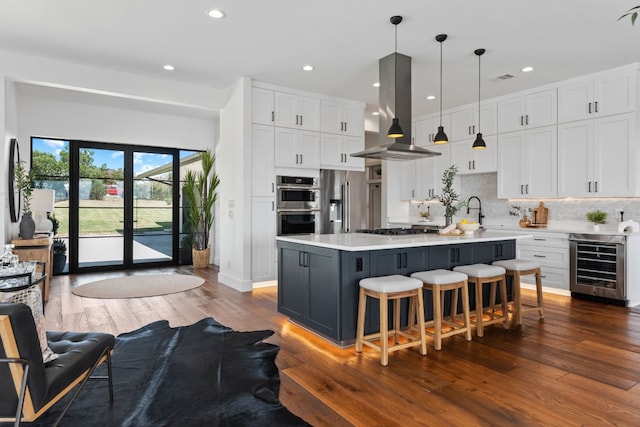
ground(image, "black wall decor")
xmin=8 ymin=138 xmax=20 ymax=223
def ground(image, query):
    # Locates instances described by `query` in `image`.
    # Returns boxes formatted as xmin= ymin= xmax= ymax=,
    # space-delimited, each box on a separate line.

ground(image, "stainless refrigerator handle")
xmin=344 ymin=181 xmax=351 ymax=232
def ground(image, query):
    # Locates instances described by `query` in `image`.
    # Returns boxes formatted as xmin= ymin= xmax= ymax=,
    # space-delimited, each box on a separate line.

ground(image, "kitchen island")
xmin=276 ymin=230 xmax=532 ymax=346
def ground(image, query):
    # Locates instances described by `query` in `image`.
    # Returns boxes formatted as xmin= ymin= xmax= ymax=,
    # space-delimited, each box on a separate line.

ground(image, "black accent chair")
xmin=0 ymin=303 xmax=115 ymax=426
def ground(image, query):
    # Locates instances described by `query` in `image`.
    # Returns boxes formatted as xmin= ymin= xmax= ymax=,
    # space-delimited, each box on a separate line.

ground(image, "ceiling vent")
xmin=495 ymin=73 xmax=515 ymax=80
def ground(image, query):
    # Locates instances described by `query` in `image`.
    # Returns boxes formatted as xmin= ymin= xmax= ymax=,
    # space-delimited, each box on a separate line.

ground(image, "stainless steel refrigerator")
xmin=320 ymin=169 xmax=368 ymax=233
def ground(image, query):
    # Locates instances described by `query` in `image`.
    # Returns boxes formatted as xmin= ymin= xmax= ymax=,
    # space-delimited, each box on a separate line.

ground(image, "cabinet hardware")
xmin=272 ymin=182 xmax=275 ymax=193
xmin=533 ymin=254 xmax=546 ymax=258
xmin=300 ymin=154 xmax=303 ymax=164
xmin=344 ymin=122 xmax=347 ymax=132
xmin=525 ymin=184 xmax=529 ymax=194
xmin=412 ymin=189 xmax=415 ymax=198
xmin=299 ymin=115 xmax=303 ymax=126
xmin=594 ymin=181 xmax=598 ymax=193
xmin=356 ymin=257 xmax=363 ymax=272
xmin=296 ymin=114 xmax=299 ymax=125
xmin=521 ymin=115 xmax=524 ymax=126
xmin=468 ymin=161 xmax=472 ymax=170
xmin=520 ymin=184 xmax=524 ymax=194
xmin=525 ymin=115 xmax=529 ymax=125
xmin=396 ymin=253 xmax=402 ymax=269
xmin=402 ymin=253 xmax=408 ymax=268
xmin=271 ymin=111 xmax=274 ymax=122
xmin=295 ymin=154 xmax=299 ymax=164
xmin=472 ymin=125 xmax=476 ymax=134
xmin=588 ymin=102 xmax=592 ymax=114
xmin=271 ymin=201 xmax=274 ymax=211
xmin=468 ymin=126 xmax=472 ymax=135
xmin=541 ymin=275 xmax=546 ymax=279
xmin=472 ymin=160 xmax=476 ymax=170
xmin=533 ymin=238 xmax=546 ymax=241
xmin=595 ymin=101 xmax=598 ymax=113
xmin=340 ymin=121 xmax=344 ymax=132
xmin=588 ymin=181 xmax=592 ymax=192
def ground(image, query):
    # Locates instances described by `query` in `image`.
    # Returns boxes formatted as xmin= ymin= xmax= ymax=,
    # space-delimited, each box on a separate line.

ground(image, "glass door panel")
xmin=132 ymin=152 xmax=173 ymax=264
xmin=77 ymin=148 xmax=125 ymax=268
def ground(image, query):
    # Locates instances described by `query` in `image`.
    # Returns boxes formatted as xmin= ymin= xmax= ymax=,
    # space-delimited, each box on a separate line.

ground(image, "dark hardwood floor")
xmin=45 ymin=266 xmax=640 ymax=426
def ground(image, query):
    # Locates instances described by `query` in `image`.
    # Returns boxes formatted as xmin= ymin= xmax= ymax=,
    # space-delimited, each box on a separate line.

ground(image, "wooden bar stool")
xmin=453 ymin=264 xmax=508 ymax=337
xmin=355 ymin=275 xmax=427 ymax=366
xmin=410 ymin=269 xmax=472 ymax=350
xmin=492 ymin=259 xmax=544 ymax=326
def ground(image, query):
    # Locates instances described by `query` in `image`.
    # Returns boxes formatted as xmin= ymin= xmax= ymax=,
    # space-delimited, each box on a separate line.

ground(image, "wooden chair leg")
xmin=461 ymin=281 xmax=472 ymax=341
xmin=513 ymin=271 xmax=523 ymax=326
xmin=432 ymin=286 xmax=442 ymax=351
xmin=474 ymin=278 xmax=484 ymax=337
xmin=535 ymin=269 xmax=544 ymax=318
xmin=499 ymin=276 xmax=508 ymax=327
xmin=380 ymin=292 xmax=389 ymax=366
xmin=393 ymin=298 xmax=401 ymax=344
xmin=416 ymin=290 xmax=427 ymax=355
xmin=356 ymin=288 xmax=366 ymax=352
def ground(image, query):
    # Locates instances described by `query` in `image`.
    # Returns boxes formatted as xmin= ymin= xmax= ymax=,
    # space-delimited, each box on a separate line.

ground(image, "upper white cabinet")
xmin=497 ymin=126 xmax=558 ymax=199
xmin=497 ymin=89 xmax=557 ymax=133
xmin=449 ymin=101 xmax=497 ymax=141
xmin=450 ymin=135 xmax=497 ymax=175
xmin=414 ymin=114 xmax=451 ymax=146
xmin=320 ymin=134 xmax=364 ymax=170
xmin=321 ymin=100 xmax=365 ymax=137
xmin=274 ymin=91 xmax=320 ymax=131
xmin=558 ymin=113 xmax=636 ymax=197
xmin=274 ymin=128 xmax=320 ymax=169
xmin=251 ymin=124 xmax=276 ymax=197
xmin=252 ymin=87 xmax=275 ymax=125
xmin=415 ymin=144 xmax=452 ymax=199
xmin=558 ymin=67 xmax=636 ymax=123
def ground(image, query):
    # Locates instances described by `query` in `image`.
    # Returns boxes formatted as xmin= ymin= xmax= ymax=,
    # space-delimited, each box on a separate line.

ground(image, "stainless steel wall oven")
xmin=569 ymin=233 xmax=626 ymax=304
xmin=276 ymin=176 xmax=320 ymax=235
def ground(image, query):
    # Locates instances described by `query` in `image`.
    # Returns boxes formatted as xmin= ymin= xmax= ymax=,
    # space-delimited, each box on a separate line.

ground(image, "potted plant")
xmin=432 ymin=165 xmax=466 ymax=226
xmin=182 ymin=149 xmax=220 ymax=268
xmin=52 ymin=238 xmax=67 ymax=275
xmin=15 ymin=160 xmax=36 ymax=239
xmin=586 ymin=210 xmax=607 ymax=231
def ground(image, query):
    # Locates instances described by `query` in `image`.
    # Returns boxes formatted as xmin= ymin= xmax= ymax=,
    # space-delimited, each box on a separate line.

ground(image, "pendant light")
xmin=433 ymin=34 xmax=449 ymax=144
xmin=472 ymin=48 xmax=487 ymax=149
xmin=387 ymin=15 xmax=404 ymax=139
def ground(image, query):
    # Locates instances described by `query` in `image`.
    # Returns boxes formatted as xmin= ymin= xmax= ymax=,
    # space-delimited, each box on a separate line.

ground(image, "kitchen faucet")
xmin=467 ymin=196 xmax=484 ymax=225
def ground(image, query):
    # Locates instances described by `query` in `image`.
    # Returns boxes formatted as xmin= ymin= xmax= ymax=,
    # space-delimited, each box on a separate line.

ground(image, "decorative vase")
xmin=19 ymin=212 xmax=36 ymax=239
xmin=519 ymin=215 xmax=531 ymax=228
xmin=593 ymin=224 xmax=600 ymax=232
xmin=192 ymin=247 xmax=211 ymax=269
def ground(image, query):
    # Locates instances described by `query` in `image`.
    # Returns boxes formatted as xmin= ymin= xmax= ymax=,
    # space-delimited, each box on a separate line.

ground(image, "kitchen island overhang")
xmin=276 ymin=231 xmax=532 ymax=347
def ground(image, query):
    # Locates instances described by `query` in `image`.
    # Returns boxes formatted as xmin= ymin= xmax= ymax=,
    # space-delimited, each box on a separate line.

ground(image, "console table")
xmin=11 ymin=236 xmax=53 ymax=301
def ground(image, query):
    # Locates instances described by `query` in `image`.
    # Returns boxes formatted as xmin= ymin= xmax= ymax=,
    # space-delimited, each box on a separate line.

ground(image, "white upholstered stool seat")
xmin=356 ymin=275 xmax=427 ymax=366
xmin=410 ymin=269 xmax=472 ymax=350
xmin=492 ymin=259 xmax=544 ymax=326
xmin=453 ymin=264 xmax=508 ymax=337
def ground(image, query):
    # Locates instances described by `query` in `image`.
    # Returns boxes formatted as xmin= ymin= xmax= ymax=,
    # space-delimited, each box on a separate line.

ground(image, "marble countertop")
xmin=276 ymin=230 xmax=533 ymax=251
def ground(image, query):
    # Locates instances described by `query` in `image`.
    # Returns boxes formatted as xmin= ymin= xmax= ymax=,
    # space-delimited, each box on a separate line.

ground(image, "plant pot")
xmin=192 ymin=247 xmax=211 ymax=269
xmin=179 ymin=247 xmax=193 ymax=265
xmin=53 ymin=253 xmax=67 ymax=275
xmin=593 ymin=224 xmax=600 ymax=232
xmin=19 ymin=212 xmax=36 ymax=239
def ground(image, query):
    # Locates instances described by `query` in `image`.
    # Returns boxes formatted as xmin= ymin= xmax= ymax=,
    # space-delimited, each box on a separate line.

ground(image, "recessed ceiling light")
xmin=373 ymin=82 xmax=380 ymax=88
xmin=302 ymin=65 xmax=314 ymax=71
xmin=163 ymin=64 xmax=175 ymax=71
xmin=521 ymin=66 xmax=534 ymax=73
xmin=372 ymin=112 xmax=380 ymax=116
xmin=426 ymin=95 xmax=436 ymax=100
xmin=207 ymin=9 xmax=226 ymax=19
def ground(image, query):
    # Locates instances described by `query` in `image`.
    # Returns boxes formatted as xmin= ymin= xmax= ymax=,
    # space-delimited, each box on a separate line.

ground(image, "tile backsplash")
xmin=410 ymin=172 xmax=640 ymax=223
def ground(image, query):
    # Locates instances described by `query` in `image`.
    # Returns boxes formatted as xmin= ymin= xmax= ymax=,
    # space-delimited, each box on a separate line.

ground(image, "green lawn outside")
xmin=53 ymin=199 xmax=174 ymax=236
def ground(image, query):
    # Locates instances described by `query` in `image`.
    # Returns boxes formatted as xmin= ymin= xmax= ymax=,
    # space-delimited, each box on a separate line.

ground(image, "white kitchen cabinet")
xmin=558 ymin=112 xmax=636 ymax=197
xmin=251 ymin=196 xmax=276 ymax=282
xmin=450 ymin=135 xmax=497 ymax=175
xmin=251 ymin=124 xmax=275 ymax=197
xmin=415 ymin=114 xmax=451 ymax=146
xmin=415 ymin=144 xmax=451 ymax=199
xmin=497 ymin=88 xmax=557 ymax=133
xmin=320 ymin=133 xmax=364 ymax=170
xmin=516 ymin=232 xmax=570 ymax=291
xmin=275 ymin=128 xmax=320 ymax=169
xmin=274 ymin=91 xmax=320 ymax=131
xmin=497 ymin=126 xmax=557 ymax=199
xmin=449 ymin=101 xmax=497 ymax=141
xmin=557 ymin=66 xmax=636 ymax=123
xmin=320 ymin=100 xmax=364 ymax=137
xmin=252 ymin=87 xmax=275 ymax=125
xmin=402 ymin=161 xmax=417 ymax=200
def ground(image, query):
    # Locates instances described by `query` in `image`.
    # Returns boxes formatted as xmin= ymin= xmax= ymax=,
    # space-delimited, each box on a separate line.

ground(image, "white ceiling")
xmin=1 ymin=1 xmax=638 ymax=119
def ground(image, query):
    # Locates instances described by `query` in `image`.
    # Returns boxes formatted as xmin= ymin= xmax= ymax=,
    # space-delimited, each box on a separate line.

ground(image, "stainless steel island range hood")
xmin=351 ymin=43 xmax=441 ymax=161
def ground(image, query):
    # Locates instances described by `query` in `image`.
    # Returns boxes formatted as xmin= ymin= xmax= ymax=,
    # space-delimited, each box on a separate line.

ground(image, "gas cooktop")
xmin=355 ymin=227 xmax=439 ymax=236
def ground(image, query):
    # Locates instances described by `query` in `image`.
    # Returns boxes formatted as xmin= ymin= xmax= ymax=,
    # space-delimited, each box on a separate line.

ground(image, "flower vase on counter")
xmin=519 ymin=214 xmax=531 ymax=228
xmin=19 ymin=212 xmax=36 ymax=239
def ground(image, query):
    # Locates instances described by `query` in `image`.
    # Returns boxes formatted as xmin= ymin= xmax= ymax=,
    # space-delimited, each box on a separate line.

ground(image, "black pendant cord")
xmin=439 ymin=39 xmax=443 ymax=127
xmin=477 ymin=51 xmax=480 ymax=132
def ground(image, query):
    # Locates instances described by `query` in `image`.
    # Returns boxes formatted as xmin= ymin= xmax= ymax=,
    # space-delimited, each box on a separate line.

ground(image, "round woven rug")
xmin=72 ymin=274 xmax=205 ymax=299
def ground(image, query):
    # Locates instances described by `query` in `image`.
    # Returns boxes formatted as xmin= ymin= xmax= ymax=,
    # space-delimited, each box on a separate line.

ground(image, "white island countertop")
xmin=276 ymin=230 xmax=533 ymax=252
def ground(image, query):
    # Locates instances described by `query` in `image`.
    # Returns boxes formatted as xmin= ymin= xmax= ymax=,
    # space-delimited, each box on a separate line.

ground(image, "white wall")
xmin=217 ymin=77 xmax=253 ymax=292
xmin=3 ymin=80 xmax=18 ymax=242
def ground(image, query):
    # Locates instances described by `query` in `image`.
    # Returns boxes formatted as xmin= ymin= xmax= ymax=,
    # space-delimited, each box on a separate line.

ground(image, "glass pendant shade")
xmin=387 ymin=118 xmax=404 ymax=138
xmin=433 ymin=126 xmax=448 ymax=144
xmin=472 ymin=132 xmax=486 ymax=149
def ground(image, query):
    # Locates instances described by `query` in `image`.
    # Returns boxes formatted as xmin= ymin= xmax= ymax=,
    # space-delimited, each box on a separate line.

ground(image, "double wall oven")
xmin=276 ymin=176 xmax=320 ymax=235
